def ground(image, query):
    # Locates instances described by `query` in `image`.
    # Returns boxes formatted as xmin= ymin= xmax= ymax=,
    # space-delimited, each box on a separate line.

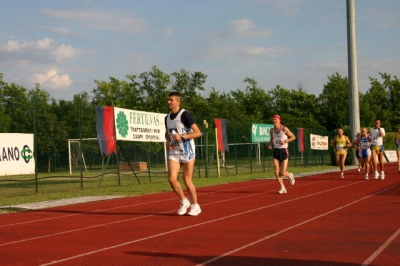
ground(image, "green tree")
xmin=171 ymin=69 xmax=208 ymax=116
xmin=138 ymin=66 xmax=171 ymax=113
xmin=230 ymin=77 xmax=272 ymax=122
xmin=316 ymin=73 xmax=349 ymax=130
xmin=28 ymin=85 xmax=69 ymax=173
xmin=0 ymin=73 xmax=12 ymax=132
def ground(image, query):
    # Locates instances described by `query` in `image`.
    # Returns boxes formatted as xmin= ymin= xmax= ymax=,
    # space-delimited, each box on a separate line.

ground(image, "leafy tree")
xmin=316 ymin=73 xmax=349 ymax=130
xmin=171 ymin=69 xmax=208 ymax=116
xmin=28 ymin=85 xmax=69 ymax=173
xmin=138 ymin=66 xmax=171 ymax=113
xmin=230 ymin=77 xmax=272 ymax=122
xmin=362 ymin=75 xmax=390 ymax=128
xmin=1 ymin=79 xmax=31 ymax=133
xmin=0 ymin=73 xmax=12 ymax=132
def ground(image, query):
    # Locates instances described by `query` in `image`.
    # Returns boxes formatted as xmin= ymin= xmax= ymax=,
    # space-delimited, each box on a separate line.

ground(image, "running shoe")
xmin=380 ymin=171 xmax=385 ymax=180
xmin=340 ymin=173 xmax=344 ymax=178
xmin=188 ymin=204 xmax=202 ymax=216
xmin=288 ymin=173 xmax=295 ymax=185
xmin=357 ymin=168 xmax=360 ymax=173
xmin=374 ymin=171 xmax=379 ymax=179
xmin=278 ymin=188 xmax=287 ymax=194
xmin=365 ymin=174 xmax=369 ymax=180
xmin=177 ymin=198 xmax=190 ymax=215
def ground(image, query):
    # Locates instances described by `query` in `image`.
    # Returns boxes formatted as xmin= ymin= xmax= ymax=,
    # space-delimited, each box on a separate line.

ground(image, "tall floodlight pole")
xmin=347 ymin=0 xmax=360 ymax=164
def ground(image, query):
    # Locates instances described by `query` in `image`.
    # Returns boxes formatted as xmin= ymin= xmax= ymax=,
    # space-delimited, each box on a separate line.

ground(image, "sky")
xmin=0 ymin=0 xmax=399 ymax=101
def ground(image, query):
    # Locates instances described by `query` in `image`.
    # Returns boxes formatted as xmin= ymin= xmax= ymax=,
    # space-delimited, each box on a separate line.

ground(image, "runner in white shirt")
xmin=268 ymin=114 xmax=296 ymax=194
xmin=165 ymin=92 xmax=203 ymax=216
xmin=370 ymin=119 xmax=385 ymax=179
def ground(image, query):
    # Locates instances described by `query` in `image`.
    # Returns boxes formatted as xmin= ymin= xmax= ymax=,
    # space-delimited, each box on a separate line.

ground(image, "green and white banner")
xmin=114 ymin=107 xmax=167 ymax=142
xmin=251 ymin=123 xmax=273 ymax=143
xmin=0 ymin=133 xmax=35 ymax=175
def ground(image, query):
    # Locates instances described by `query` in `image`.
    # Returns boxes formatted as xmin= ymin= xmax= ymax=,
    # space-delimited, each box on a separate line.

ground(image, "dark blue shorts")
xmin=273 ymin=148 xmax=290 ymax=162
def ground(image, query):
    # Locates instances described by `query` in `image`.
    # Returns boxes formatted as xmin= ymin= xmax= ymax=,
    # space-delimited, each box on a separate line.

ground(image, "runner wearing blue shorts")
xmin=359 ymin=128 xmax=372 ymax=180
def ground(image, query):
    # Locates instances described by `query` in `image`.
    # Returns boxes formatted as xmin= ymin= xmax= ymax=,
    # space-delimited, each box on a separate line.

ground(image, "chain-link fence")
xmin=0 ymin=115 xmax=335 ymax=198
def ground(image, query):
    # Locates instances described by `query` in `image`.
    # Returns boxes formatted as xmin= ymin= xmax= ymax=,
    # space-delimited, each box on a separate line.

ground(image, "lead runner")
xmin=268 ymin=114 xmax=296 ymax=194
xmin=165 ymin=91 xmax=203 ymax=216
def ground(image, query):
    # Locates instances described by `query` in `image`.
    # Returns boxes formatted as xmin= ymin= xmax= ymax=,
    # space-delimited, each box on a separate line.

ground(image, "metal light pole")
xmin=347 ymin=0 xmax=361 ymax=164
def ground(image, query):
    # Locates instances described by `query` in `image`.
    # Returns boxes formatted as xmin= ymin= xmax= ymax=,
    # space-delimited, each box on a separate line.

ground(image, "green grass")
xmin=0 ymin=165 xmax=338 ymax=213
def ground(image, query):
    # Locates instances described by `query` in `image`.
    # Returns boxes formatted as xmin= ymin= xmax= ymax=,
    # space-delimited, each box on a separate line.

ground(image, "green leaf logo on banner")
xmin=116 ymin=111 xmax=129 ymax=138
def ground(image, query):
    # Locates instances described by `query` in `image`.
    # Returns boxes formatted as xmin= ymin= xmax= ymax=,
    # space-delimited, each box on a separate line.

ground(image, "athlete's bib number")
xmin=336 ymin=145 xmax=344 ymax=151
xmin=361 ymin=142 xmax=370 ymax=149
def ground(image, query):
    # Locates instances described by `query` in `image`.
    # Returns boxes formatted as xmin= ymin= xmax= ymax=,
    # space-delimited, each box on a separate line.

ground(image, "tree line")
xmin=0 ymin=67 xmax=399 ymax=170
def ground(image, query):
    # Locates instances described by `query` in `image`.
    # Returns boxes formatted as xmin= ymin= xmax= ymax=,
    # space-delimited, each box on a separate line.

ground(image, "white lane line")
xmin=38 ymin=181 xmax=366 ymax=265
xmin=0 ymin=179 xmax=323 ymax=247
xmin=196 ymin=182 xmax=400 ymax=266
xmin=361 ymin=227 xmax=400 ymax=266
xmin=0 ymin=180 xmax=272 ymax=228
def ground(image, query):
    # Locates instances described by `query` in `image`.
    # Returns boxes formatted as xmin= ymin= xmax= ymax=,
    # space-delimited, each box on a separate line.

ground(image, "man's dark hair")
xmin=168 ymin=91 xmax=182 ymax=98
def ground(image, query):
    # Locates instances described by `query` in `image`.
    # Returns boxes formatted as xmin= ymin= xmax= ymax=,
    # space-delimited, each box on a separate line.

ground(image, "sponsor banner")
xmin=0 ymin=133 xmax=35 ymax=175
xmin=114 ymin=107 xmax=167 ymax=142
xmin=310 ymin=134 xmax=329 ymax=150
xmin=251 ymin=123 xmax=273 ymax=143
xmin=384 ymin=150 xmax=398 ymax=163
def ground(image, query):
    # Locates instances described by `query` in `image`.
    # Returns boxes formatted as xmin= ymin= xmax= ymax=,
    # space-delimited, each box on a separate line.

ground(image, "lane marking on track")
xmin=361 ymin=227 xmax=400 ymax=266
xmin=196 ymin=182 xmax=400 ymax=266
xmin=0 ymin=179 xmax=327 ymax=247
xmin=0 ymin=180 xmax=278 ymax=228
xmin=37 ymin=180 xmax=376 ymax=266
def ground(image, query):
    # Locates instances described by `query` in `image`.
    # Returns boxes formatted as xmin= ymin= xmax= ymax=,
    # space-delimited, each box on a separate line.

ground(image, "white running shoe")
xmin=188 ymin=204 xmax=202 ymax=216
xmin=278 ymin=188 xmax=287 ymax=194
xmin=177 ymin=198 xmax=190 ymax=215
xmin=340 ymin=173 xmax=344 ymax=178
xmin=380 ymin=171 xmax=385 ymax=180
xmin=288 ymin=173 xmax=295 ymax=185
xmin=374 ymin=171 xmax=379 ymax=179
xmin=365 ymin=174 xmax=369 ymax=180
xmin=357 ymin=168 xmax=360 ymax=173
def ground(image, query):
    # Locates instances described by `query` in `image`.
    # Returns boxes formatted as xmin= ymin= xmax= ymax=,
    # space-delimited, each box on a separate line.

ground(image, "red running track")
xmin=0 ymin=164 xmax=399 ymax=266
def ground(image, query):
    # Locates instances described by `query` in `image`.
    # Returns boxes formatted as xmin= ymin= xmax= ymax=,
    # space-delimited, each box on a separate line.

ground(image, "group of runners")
xmin=333 ymin=119 xmax=400 ymax=180
xmin=164 ymin=92 xmax=400 ymax=216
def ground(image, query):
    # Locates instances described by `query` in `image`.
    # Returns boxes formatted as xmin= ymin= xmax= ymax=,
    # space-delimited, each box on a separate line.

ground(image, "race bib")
xmin=361 ymin=142 xmax=370 ymax=149
xmin=336 ymin=145 xmax=344 ymax=151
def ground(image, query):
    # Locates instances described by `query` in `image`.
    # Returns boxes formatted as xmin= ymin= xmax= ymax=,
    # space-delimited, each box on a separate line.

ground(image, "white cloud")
xmin=34 ymin=26 xmax=77 ymax=36
xmin=29 ymin=68 xmax=72 ymax=90
xmin=53 ymin=44 xmax=82 ymax=61
xmin=219 ymin=19 xmax=273 ymax=39
xmin=0 ymin=38 xmax=82 ymax=63
xmin=40 ymin=9 xmax=149 ymax=33
xmin=0 ymin=38 xmax=54 ymax=52
xmin=205 ymin=45 xmax=292 ymax=59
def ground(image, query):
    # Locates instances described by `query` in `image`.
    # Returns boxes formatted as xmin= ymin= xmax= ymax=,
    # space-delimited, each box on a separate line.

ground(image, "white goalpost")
xmin=68 ymin=138 xmax=97 ymax=174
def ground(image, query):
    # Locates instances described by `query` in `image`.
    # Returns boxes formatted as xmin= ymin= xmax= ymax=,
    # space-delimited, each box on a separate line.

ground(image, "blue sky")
xmin=1 ymin=0 xmax=399 ymax=100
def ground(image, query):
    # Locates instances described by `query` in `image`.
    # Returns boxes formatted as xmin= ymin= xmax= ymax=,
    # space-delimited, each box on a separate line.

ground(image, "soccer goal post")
xmin=68 ymin=138 xmax=97 ymax=174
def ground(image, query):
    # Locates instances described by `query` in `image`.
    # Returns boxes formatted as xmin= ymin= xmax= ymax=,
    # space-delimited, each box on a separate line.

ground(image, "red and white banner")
xmin=310 ymin=134 xmax=329 ymax=150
